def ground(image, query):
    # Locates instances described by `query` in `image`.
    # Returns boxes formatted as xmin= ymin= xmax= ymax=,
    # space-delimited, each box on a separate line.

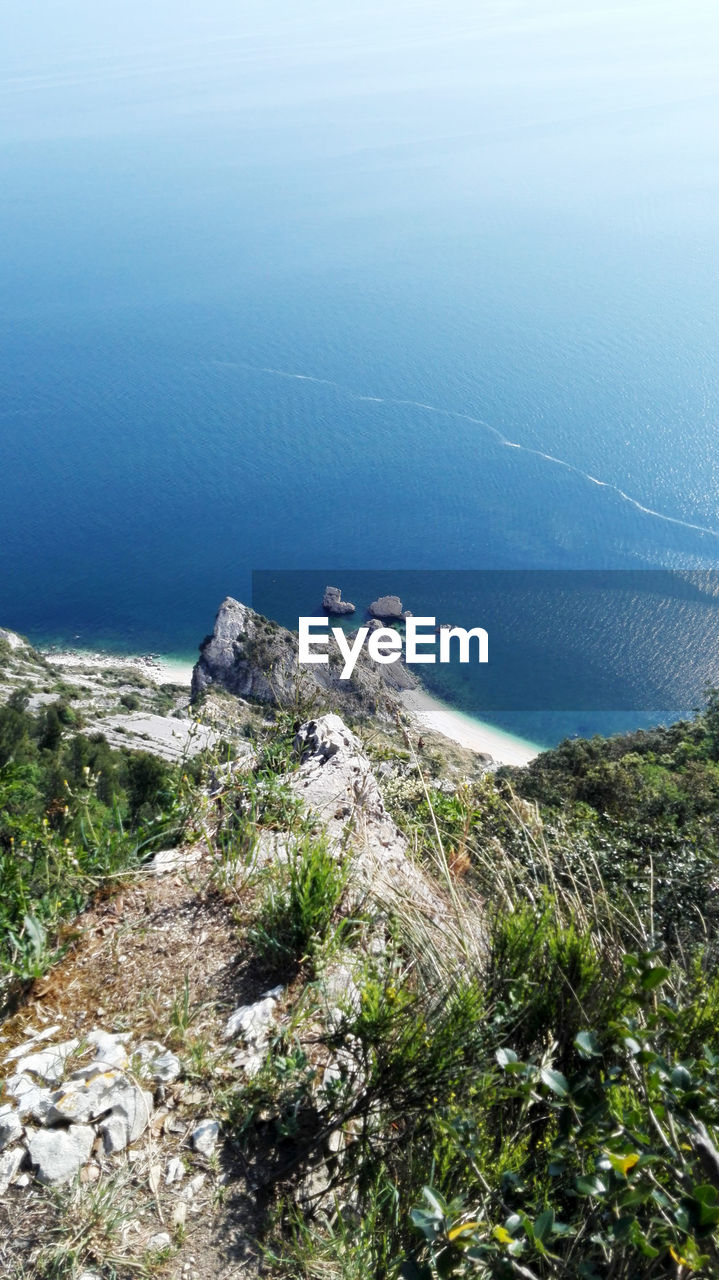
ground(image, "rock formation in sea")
xmin=322 ymin=585 xmax=356 ymax=615
xmin=368 ymin=594 xmax=407 ymax=621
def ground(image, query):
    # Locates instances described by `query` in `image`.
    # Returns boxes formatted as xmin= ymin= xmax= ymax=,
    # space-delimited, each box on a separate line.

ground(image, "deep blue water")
xmin=1 ymin=2 xmax=718 ymax=742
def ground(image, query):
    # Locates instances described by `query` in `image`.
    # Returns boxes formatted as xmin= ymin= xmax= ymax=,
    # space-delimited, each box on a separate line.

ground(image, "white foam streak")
xmin=215 ymin=361 xmax=719 ymax=540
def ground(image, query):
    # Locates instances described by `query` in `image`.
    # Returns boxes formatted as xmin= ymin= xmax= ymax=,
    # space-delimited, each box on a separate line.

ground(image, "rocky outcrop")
xmin=322 ymin=586 xmax=356 ymax=616
xmin=191 ymin=597 xmax=417 ymax=715
xmin=289 ymin=714 xmax=446 ymax=925
xmin=0 ymin=1026 xmax=180 ymax=1187
xmin=368 ymin=594 xmax=408 ymax=621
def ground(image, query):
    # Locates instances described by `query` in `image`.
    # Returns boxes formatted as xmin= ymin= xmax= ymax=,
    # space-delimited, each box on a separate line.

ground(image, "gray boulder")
xmin=322 ymin=586 xmax=356 ymax=615
xmin=26 ymin=1124 xmax=95 ymax=1185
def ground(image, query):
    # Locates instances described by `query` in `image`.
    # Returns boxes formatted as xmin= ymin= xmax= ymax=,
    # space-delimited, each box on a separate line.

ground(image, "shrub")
xmin=251 ymin=835 xmax=346 ymax=972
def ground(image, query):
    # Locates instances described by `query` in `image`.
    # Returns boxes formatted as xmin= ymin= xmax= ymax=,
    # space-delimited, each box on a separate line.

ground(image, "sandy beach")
xmin=401 ymin=688 xmax=540 ymax=767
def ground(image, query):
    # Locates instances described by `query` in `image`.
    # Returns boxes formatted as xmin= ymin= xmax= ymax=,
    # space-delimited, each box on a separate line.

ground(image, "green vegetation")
xmin=225 ymin=698 xmax=719 ymax=1279
xmin=0 ymin=693 xmax=183 ymax=1007
xmin=3 ymin=669 xmax=719 ymax=1278
xmin=250 ymin=834 xmax=347 ymax=974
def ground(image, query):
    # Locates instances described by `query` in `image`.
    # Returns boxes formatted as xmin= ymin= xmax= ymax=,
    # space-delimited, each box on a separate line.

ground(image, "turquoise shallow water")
xmin=1 ymin=2 xmax=718 ymax=744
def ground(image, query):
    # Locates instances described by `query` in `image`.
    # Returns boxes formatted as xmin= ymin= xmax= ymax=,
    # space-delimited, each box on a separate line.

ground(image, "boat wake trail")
xmin=212 ymin=360 xmax=719 ymax=541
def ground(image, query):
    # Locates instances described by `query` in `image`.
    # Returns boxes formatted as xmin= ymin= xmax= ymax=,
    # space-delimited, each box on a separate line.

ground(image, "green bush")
xmin=250 ymin=835 xmax=346 ymax=971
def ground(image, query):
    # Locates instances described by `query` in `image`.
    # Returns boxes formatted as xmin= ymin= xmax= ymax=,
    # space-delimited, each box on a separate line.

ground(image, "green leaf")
xmin=576 ymin=1174 xmax=606 ymax=1197
xmin=422 ymin=1187 xmax=447 ymax=1219
xmin=574 ymin=1030 xmax=601 ymax=1058
xmin=641 ymin=965 xmax=670 ymax=991
xmin=540 ymin=1067 xmax=570 ymax=1097
xmin=533 ymin=1209 xmax=555 ymax=1242
xmin=496 ymin=1047 xmax=519 ymax=1067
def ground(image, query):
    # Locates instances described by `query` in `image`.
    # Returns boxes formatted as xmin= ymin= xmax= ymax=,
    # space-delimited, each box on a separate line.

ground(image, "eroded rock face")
xmin=289 ymin=715 xmax=441 ymax=922
xmin=322 ymin=586 xmax=356 ymax=615
xmin=191 ymin=597 xmax=417 ymax=713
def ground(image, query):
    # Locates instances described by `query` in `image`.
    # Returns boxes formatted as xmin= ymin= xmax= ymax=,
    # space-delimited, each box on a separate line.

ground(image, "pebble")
xmin=191 ymin=1118 xmax=219 ymax=1156
xmin=165 ymin=1155 xmax=185 ymax=1184
xmin=147 ymin=1231 xmax=172 ymax=1251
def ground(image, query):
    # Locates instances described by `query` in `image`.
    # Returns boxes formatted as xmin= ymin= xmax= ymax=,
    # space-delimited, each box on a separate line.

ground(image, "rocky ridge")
xmin=0 ymin=702 xmax=482 ymax=1277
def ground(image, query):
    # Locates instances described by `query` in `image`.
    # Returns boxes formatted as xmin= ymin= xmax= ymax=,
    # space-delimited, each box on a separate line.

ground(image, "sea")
xmin=1 ymin=1 xmax=718 ymax=746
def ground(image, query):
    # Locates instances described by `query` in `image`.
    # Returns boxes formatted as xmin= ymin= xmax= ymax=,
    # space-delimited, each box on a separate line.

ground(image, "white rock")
xmin=223 ymin=987 xmax=283 ymax=1045
xmin=150 ymin=847 xmax=201 ymax=876
xmin=46 ymin=1069 xmax=126 ymax=1124
xmin=0 ymin=1145 xmax=26 ymax=1193
xmin=171 ymin=1200 xmax=188 ymax=1228
xmin=147 ymin=1231 xmax=172 ymax=1251
xmin=135 ymin=1043 xmax=181 ymax=1083
xmin=231 ymin=1051 xmax=265 ymax=1079
xmin=98 ymin=1084 xmax=153 ymax=1153
xmin=3 ymin=1025 xmax=62 ymax=1063
xmin=26 ymin=1124 xmax=94 ymax=1185
xmin=165 ymin=1155 xmax=185 ymax=1184
xmin=87 ymin=1029 xmax=130 ymax=1070
xmin=151 ymin=1050 xmax=181 ymax=1083
xmin=14 ymin=1038 xmax=79 ymax=1085
xmin=5 ymin=1073 xmax=53 ymax=1122
xmin=181 ymin=1172 xmax=207 ymax=1202
xmin=191 ymin=1119 xmax=219 ymax=1156
xmin=0 ymin=1104 xmax=23 ymax=1150
xmin=100 ymin=1115 xmax=128 ymax=1155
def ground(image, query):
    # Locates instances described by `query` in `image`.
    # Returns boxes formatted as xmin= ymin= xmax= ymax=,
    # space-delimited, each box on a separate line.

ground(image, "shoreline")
xmin=400 ymin=688 xmax=540 ymax=767
xmin=40 ymin=647 xmax=196 ymax=688
xmin=39 ymin=647 xmax=541 ymax=767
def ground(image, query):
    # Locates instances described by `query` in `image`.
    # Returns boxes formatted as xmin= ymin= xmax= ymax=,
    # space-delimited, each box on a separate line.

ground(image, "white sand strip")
xmin=400 ymin=689 xmax=540 ymax=767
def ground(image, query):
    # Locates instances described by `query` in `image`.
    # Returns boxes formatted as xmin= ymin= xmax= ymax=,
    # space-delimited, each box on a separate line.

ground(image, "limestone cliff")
xmin=191 ymin=596 xmax=417 ymax=719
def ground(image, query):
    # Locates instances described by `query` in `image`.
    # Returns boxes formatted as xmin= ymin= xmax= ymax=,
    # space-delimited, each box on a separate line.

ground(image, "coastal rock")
xmin=26 ymin=1124 xmax=95 ymax=1185
xmin=322 ymin=586 xmax=356 ymax=615
xmin=368 ymin=595 xmax=405 ymax=621
xmin=191 ymin=597 xmax=416 ymax=714
xmin=288 ymin=715 xmax=445 ymax=925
